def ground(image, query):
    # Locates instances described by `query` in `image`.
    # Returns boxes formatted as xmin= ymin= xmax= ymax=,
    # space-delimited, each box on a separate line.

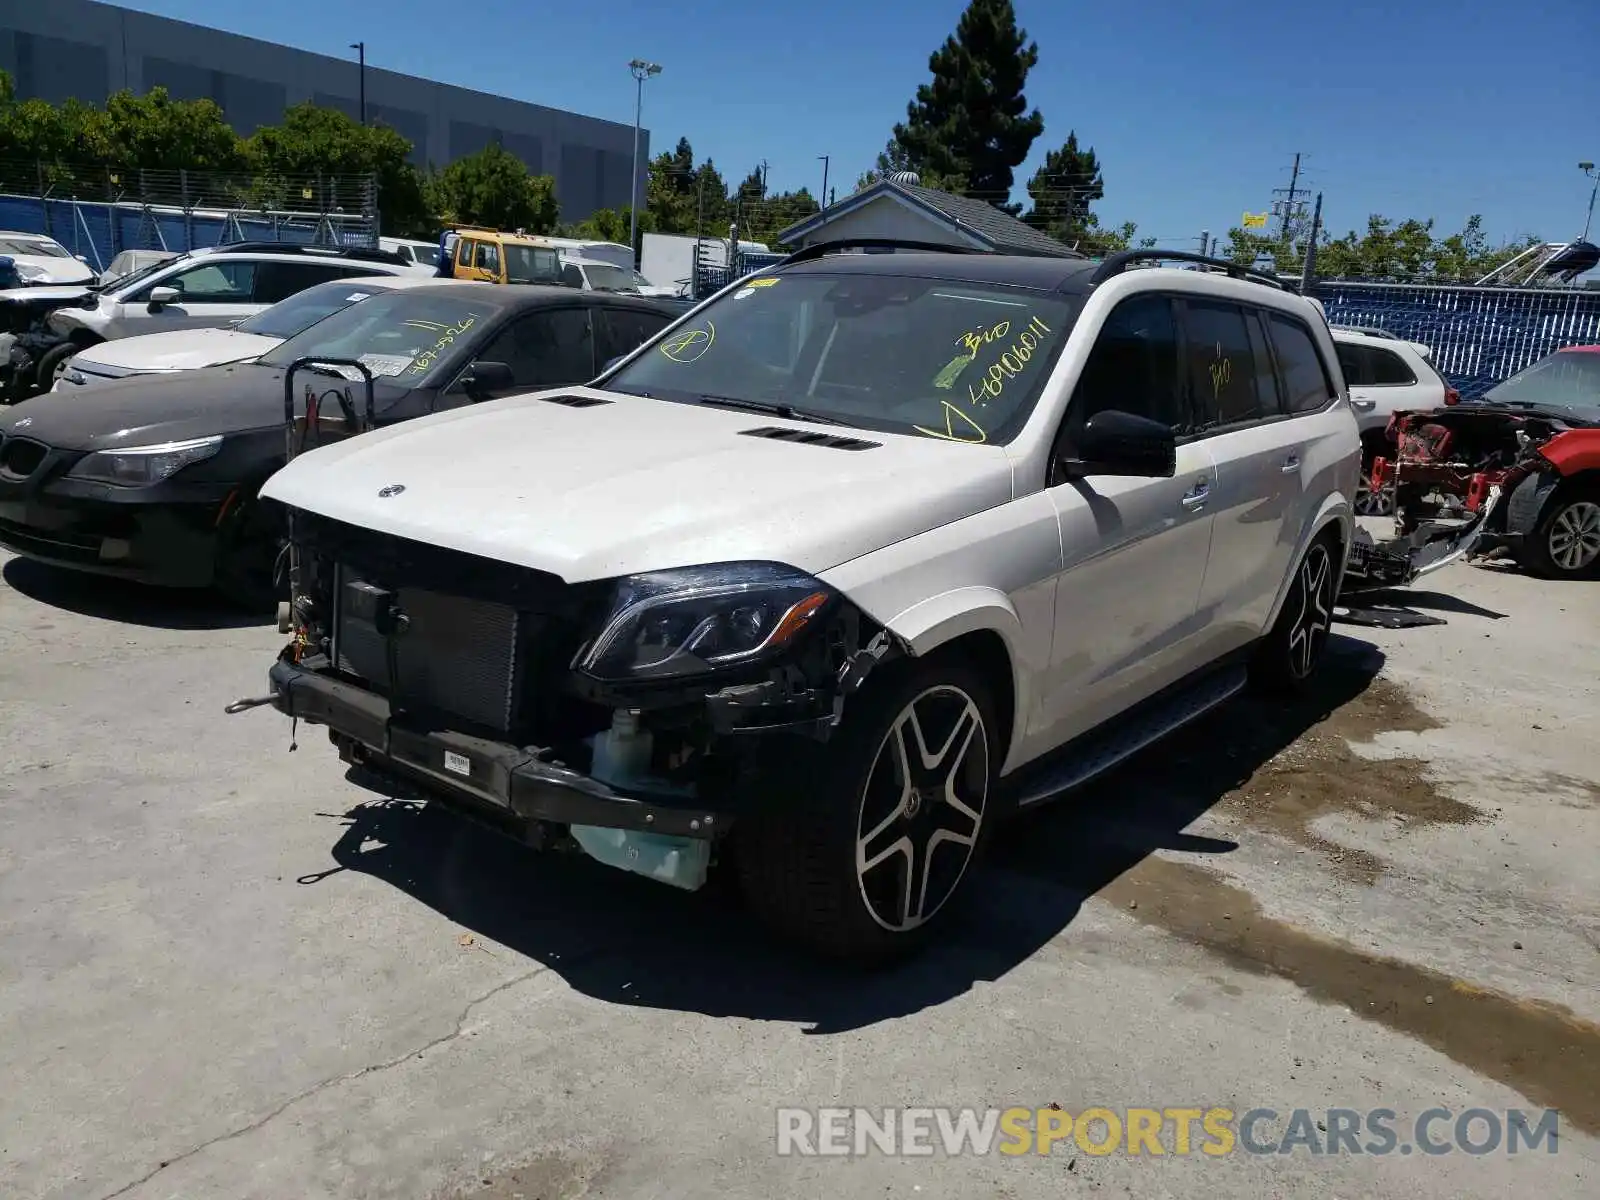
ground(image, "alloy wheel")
xmin=855 ymin=685 xmax=989 ymax=933
xmin=1548 ymin=500 xmax=1600 ymax=573
xmin=1286 ymin=543 xmax=1335 ymax=680
xmin=1354 ymin=468 xmax=1396 ymax=517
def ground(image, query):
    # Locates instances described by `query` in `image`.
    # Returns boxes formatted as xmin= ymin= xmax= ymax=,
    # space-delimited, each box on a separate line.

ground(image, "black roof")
xmin=393 ymin=282 xmax=682 ymax=314
xmin=775 ymin=250 xmax=1100 ymax=295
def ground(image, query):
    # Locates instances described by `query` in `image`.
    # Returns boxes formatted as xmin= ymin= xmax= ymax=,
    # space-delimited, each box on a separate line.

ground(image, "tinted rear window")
xmin=1268 ymin=314 xmax=1335 ymax=413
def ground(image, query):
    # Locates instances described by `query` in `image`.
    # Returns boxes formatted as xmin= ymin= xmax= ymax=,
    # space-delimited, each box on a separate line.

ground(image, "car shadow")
xmin=301 ymin=636 xmax=1386 ymax=1034
xmin=1360 ymin=586 xmax=1508 ymax=620
xmin=0 ymin=557 xmax=272 ymax=630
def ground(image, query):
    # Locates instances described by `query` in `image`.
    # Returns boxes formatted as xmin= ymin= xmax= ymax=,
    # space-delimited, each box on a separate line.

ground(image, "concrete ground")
xmin=1 ymin=546 xmax=1596 ymax=1200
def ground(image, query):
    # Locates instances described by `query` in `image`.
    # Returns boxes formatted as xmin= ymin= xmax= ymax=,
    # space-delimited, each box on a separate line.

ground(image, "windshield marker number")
xmin=966 ymin=315 xmax=1052 ymax=404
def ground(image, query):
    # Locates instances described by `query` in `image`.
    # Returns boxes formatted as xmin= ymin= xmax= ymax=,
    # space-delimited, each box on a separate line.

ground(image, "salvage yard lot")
xmin=1 ymin=545 xmax=1597 ymax=1199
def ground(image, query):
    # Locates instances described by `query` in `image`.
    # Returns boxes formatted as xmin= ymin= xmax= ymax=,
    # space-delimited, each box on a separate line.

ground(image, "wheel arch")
xmin=871 ymin=587 xmax=1028 ymax=772
xmin=1263 ymin=500 xmax=1350 ymax=634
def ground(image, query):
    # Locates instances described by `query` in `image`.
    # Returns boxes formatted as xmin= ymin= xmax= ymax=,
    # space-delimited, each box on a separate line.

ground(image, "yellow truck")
xmin=445 ymin=226 xmax=564 ymax=285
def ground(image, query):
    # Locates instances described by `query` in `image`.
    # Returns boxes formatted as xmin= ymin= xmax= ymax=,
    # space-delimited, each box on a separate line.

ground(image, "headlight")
xmin=14 ymin=263 xmax=48 ymax=283
xmin=577 ymin=562 xmax=834 ymax=682
xmin=67 ymin=435 xmax=222 ymax=486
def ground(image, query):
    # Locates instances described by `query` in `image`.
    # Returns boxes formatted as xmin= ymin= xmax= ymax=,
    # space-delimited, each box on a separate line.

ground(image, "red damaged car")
xmin=1369 ymin=345 xmax=1600 ymax=581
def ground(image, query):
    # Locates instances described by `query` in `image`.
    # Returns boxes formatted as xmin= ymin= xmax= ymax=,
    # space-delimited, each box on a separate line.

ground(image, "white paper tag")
xmin=358 ymin=353 xmax=414 ymax=377
xmin=443 ymin=750 xmax=471 ymax=777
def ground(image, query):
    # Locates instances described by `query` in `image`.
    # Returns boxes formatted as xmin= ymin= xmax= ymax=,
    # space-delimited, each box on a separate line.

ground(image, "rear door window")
xmin=1366 ymin=345 xmax=1418 ymax=385
xmin=595 ymin=306 xmax=673 ymax=366
xmin=1181 ymin=299 xmax=1264 ymax=427
xmin=253 ymin=261 xmax=370 ymax=305
xmin=1267 ymin=313 xmax=1336 ymax=413
xmin=476 ymin=307 xmax=595 ymax=388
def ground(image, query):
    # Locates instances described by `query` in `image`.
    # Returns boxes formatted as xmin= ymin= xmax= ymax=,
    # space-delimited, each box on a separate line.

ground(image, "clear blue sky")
xmin=116 ymin=0 xmax=1599 ymax=247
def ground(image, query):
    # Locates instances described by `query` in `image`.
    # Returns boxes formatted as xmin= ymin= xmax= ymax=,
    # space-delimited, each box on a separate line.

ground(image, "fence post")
xmin=181 ymin=169 xmax=193 ymax=250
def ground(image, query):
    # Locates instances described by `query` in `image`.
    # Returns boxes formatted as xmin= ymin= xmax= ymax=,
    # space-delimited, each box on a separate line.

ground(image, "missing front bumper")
xmin=267 ymin=659 xmax=729 ymax=840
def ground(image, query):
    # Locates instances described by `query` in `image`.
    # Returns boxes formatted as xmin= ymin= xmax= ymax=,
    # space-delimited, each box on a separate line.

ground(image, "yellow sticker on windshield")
xmin=932 ymin=352 xmax=976 ymax=390
xmin=746 ymin=276 xmax=780 ymax=287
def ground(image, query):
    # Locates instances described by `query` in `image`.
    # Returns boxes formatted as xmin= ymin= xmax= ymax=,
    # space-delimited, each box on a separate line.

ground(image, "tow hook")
xmin=224 ymin=694 xmax=276 ymax=715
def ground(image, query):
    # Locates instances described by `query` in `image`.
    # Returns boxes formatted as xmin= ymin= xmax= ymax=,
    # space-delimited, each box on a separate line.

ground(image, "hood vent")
xmin=739 ymin=425 xmax=881 ymax=452
xmin=537 ymin=393 xmax=613 ymax=408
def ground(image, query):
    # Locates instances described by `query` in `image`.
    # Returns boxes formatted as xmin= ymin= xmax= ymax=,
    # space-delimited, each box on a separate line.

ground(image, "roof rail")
xmin=1330 ymin=323 xmax=1398 ymax=340
xmin=778 ymin=238 xmax=984 ymax=266
xmin=1090 ymin=249 xmax=1288 ymax=290
xmin=212 ymin=240 xmax=409 ymax=265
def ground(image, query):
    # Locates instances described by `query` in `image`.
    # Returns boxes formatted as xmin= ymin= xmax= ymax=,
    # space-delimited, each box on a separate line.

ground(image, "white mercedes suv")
xmin=248 ymin=243 xmax=1359 ymax=961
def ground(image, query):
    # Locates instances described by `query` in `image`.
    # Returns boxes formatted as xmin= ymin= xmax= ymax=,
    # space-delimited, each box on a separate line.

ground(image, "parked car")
xmin=29 ymin=241 xmax=417 ymax=393
xmin=0 ymin=284 xmax=680 ymax=606
xmin=0 ymin=232 xmax=95 ymax=285
xmin=248 ymin=244 xmax=1360 ymax=961
xmin=97 ymin=248 xmax=179 ymax=288
xmin=444 ymin=228 xmax=564 ymax=285
xmin=559 ymin=256 xmax=680 ymax=298
xmin=1371 ymin=344 xmax=1600 ymax=579
xmin=54 ymin=274 xmax=468 ymax=391
xmin=378 ymin=237 xmax=442 ymax=271
xmin=1329 ymin=325 xmax=1456 ymax=515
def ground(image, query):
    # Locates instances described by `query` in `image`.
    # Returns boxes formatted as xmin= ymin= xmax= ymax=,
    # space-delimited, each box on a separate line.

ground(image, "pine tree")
xmin=1024 ymin=132 xmax=1104 ymax=240
xmin=890 ymin=0 xmax=1044 ymax=211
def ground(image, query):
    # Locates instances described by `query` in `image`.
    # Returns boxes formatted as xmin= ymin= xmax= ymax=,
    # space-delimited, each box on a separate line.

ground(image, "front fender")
xmin=871 ymin=585 xmax=1032 ymax=773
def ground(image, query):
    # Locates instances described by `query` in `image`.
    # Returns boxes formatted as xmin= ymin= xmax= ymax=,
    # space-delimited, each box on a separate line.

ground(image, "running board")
xmin=1009 ymin=665 xmax=1248 ymax=807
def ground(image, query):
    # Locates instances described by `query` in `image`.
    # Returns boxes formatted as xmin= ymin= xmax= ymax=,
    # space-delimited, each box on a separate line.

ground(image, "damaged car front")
xmin=1356 ymin=345 xmax=1600 ymax=582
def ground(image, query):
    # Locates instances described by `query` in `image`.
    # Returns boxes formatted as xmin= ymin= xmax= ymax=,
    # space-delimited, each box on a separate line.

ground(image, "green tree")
xmin=429 ymin=142 xmax=559 ymax=233
xmin=97 ymin=88 xmax=247 ymax=173
xmin=1023 ymin=132 xmax=1102 ymax=241
xmin=1221 ymin=212 xmax=1540 ymax=281
xmin=853 ymin=137 xmax=967 ymax=194
xmin=888 ymin=0 xmax=1044 ymax=210
xmin=248 ymin=102 xmax=429 ymax=236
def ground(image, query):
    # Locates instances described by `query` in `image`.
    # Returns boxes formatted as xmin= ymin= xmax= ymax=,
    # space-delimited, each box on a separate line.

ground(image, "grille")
xmin=335 ymin=571 xmax=523 ymax=732
xmin=0 ymin=437 xmax=48 ymax=478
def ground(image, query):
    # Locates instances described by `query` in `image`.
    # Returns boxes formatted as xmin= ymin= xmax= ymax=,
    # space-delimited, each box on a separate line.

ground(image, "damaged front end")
xmin=0 ymin=286 xmax=94 ymax=401
xmin=244 ymin=515 xmax=904 ymax=891
xmin=1341 ymin=403 xmax=1581 ymax=593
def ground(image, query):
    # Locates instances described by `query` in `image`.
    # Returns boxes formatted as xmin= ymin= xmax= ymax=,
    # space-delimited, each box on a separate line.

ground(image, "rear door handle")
xmin=1180 ymin=478 xmax=1210 ymax=510
xmin=1281 ymin=455 xmax=1301 ymax=473
xmin=1351 ymin=398 xmax=1376 ymax=411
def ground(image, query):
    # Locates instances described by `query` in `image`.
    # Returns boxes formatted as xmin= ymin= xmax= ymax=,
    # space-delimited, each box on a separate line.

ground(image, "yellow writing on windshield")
xmin=914 ymin=400 xmax=988 ymax=444
xmin=957 ymin=319 xmax=1012 ymax=356
xmin=405 ymin=314 xmax=478 ymax=375
xmin=1208 ymin=341 xmax=1233 ymax=399
xmin=932 ymin=351 xmax=976 ymax=389
xmin=966 ymin=315 xmax=1053 ymax=404
xmin=660 ymin=323 xmax=715 ymax=364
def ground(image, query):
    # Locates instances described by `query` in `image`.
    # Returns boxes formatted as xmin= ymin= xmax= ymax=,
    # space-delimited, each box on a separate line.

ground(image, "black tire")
xmin=1520 ymin=486 xmax=1600 ymax=581
xmin=34 ymin=341 xmax=84 ymax=391
xmin=735 ymin=657 xmax=998 ymax=963
xmin=1251 ymin=531 xmax=1339 ymax=696
xmin=213 ymin=491 xmax=288 ymax=613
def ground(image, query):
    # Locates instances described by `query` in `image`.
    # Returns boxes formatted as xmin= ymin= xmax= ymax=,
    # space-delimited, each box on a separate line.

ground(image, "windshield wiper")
xmin=692 ymin=394 xmax=855 ymax=427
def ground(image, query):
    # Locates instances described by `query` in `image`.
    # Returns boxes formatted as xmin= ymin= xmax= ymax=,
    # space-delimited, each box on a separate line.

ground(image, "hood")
xmin=0 ymin=363 xmax=288 ymax=451
xmin=7 ymin=255 xmax=95 ymax=285
xmin=0 ymin=284 xmax=95 ymax=307
xmin=260 ymin=387 xmax=1016 ymax=582
xmin=75 ymin=328 xmax=282 ymax=373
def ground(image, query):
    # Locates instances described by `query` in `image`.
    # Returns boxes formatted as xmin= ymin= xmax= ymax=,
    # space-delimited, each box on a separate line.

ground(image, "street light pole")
xmin=627 ymin=58 xmax=662 ymax=264
xmin=350 ymin=42 xmax=366 ymax=124
xmin=818 ymin=155 xmax=829 ymax=209
xmin=1581 ymin=161 xmax=1598 ymax=243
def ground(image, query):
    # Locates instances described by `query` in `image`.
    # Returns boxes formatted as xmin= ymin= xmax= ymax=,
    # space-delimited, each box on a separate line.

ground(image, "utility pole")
xmin=349 ymin=42 xmax=366 ymax=124
xmin=818 ymin=155 xmax=830 ymax=210
xmin=759 ymin=159 xmax=769 ymax=195
xmin=1273 ymin=153 xmax=1311 ymax=253
xmin=1200 ymin=229 xmax=1210 ymax=256
xmin=1300 ymin=191 xmax=1323 ymax=294
xmin=626 ymin=58 xmax=663 ymax=265
xmin=1581 ymin=161 xmax=1598 ymax=243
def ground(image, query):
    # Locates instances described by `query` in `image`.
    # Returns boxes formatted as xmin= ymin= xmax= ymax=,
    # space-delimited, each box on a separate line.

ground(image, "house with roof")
xmin=776 ymin=172 xmax=1083 ymax=259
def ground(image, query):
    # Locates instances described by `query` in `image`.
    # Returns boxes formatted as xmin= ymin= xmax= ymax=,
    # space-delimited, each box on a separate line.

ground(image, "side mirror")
xmin=148 ymin=285 xmax=180 ymax=309
xmin=1057 ymin=410 xmax=1177 ymax=480
xmin=461 ymin=360 xmax=514 ymax=397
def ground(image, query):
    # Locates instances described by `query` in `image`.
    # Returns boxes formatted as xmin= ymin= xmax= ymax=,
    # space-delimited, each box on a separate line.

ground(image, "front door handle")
xmin=1281 ymin=455 xmax=1302 ymax=474
xmin=1351 ymin=398 xmax=1376 ymax=411
xmin=1180 ymin=478 xmax=1210 ymax=510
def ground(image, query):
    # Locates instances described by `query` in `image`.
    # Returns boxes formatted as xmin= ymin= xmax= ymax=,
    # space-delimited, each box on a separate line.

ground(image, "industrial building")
xmin=0 ymin=0 xmax=645 ymax=221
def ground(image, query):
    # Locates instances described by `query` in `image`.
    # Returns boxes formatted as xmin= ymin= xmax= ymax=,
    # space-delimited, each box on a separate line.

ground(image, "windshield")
xmin=0 ymin=237 xmax=69 ymax=258
xmin=238 ymin=279 xmax=393 ymax=340
xmin=260 ymin=291 xmax=495 ymax=387
xmin=103 ymin=256 xmax=184 ymax=293
xmin=603 ymin=270 xmax=1081 ymax=444
xmin=409 ymin=244 xmax=441 ymax=267
xmin=505 ymin=245 xmax=562 ymax=284
xmin=1483 ymin=350 xmax=1600 ymax=412
xmin=582 ymin=263 xmax=639 ymax=292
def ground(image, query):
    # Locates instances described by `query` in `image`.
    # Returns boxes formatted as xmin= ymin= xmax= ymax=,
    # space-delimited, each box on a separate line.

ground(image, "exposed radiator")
xmin=334 ymin=567 xmax=522 ymax=732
